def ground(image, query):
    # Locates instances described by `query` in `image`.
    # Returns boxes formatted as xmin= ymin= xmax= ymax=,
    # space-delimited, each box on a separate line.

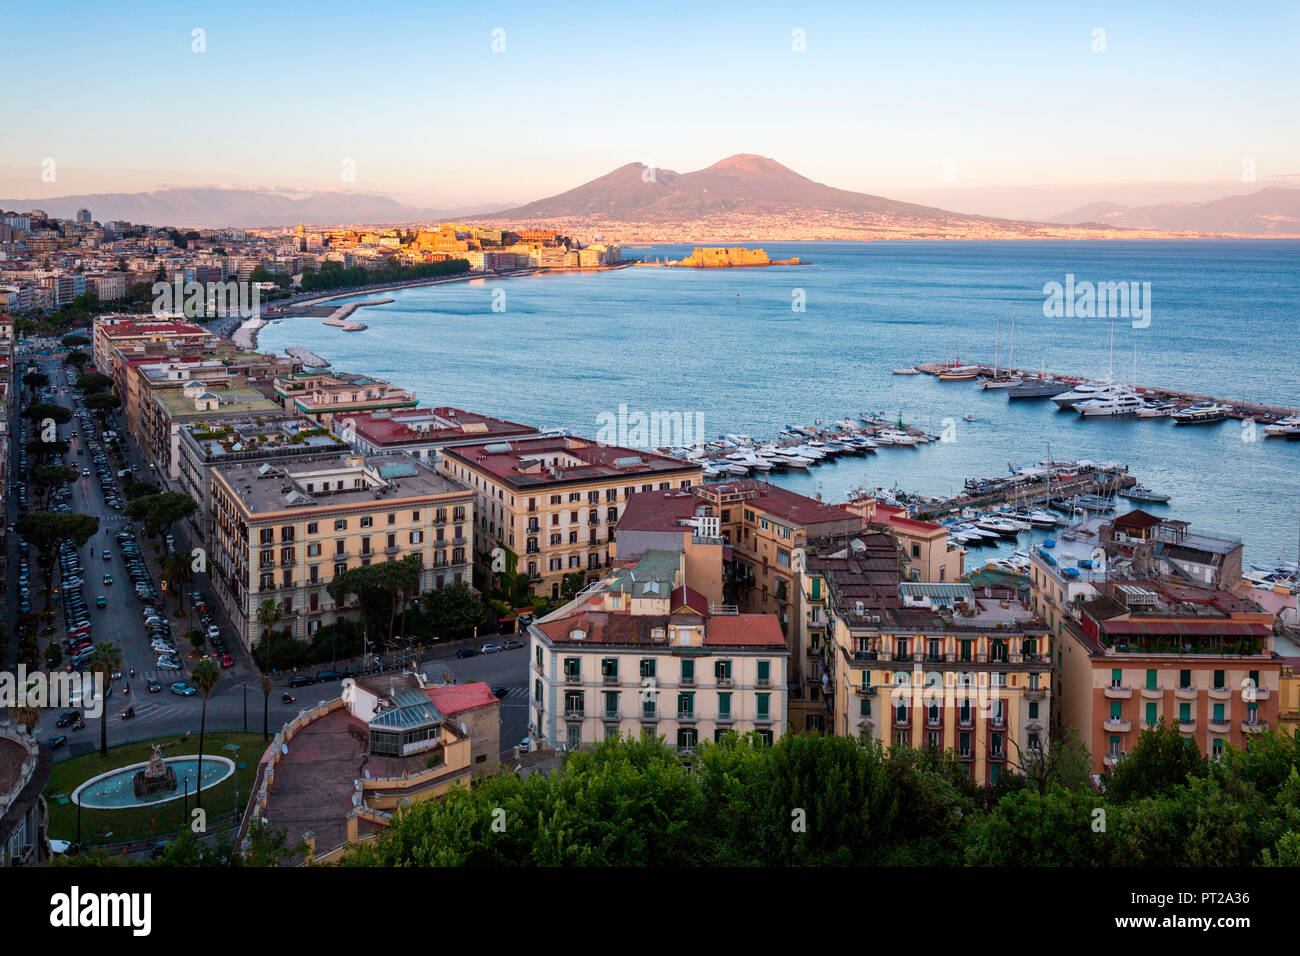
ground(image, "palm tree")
xmin=161 ymin=551 xmax=194 ymax=614
xmin=256 ymin=598 xmax=284 ymax=741
xmin=87 ymin=642 xmax=123 ymax=757
xmin=190 ymin=657 xmax=220 ymax=810
xmin=14 ymin=703 xmax=40 ymax=735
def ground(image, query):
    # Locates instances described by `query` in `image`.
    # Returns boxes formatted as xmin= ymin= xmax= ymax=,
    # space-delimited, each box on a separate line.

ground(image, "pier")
xmin=910 ymin=464 xmax=1136 ymax=521
xmin=915 ymin=362 xmax=1299 ymax=423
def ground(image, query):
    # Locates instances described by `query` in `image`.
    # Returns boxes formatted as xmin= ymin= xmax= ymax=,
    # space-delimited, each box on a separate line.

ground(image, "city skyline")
xmin=5 ymin=0 xmax=1299 ymax=215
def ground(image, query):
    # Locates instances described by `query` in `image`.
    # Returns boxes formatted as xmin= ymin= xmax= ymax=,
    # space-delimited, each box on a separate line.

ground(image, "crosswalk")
xmin=499 ymin=686 xmax=528 ymax=700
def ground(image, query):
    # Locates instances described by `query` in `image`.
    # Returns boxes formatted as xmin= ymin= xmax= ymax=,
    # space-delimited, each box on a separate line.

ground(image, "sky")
xmin=4 ymin=0 xmax=1298 ymax=212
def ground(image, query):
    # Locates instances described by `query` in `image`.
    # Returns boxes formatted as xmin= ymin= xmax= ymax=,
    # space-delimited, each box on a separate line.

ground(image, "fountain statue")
xmin=133 ymin=744 xmax=178 ymax=797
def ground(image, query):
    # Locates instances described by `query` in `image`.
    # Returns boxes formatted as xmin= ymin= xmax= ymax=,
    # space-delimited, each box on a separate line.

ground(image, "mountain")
xmin=0 ymin=187 xmax=497 ymax=229
xmin=1049 ymin=187 xmax=1300 ymax=235
xmin=479 ymin=154 xmax=995 ymax=223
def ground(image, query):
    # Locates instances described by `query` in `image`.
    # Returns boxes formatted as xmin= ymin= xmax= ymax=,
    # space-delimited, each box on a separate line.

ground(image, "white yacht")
xmin=1051 ymin=381 xmax=1120 ymax=408
xmin=1073 ymin=391 xmax=1144 ymax=417
xmin=1264 ymin=415 xmax=1300 ymax=437
xmin=1171 ymin=401 xmax=1233 ymax=425
xmin=876 ymin=429 xmax=919 ymax=446
xmin=1136 ymin=401 xmax=1178 ymax=419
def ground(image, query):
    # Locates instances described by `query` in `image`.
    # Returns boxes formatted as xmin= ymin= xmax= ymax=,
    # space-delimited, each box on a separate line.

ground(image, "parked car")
xmin=503 ymin=639 xmax=524 ymax=650
xmin=287 ymin=674 xmax=314 ymax=687
xmin=479 ymin=642 xmax=503 ymax=654
xmin=219 ymin=654 xmax=233 ymax=669
xmin=315 ymin=669 xmax=343 ymax=683
xmin=456 ymin=647 xmax=478 ymax=658
xmin=170 ymin=681 xmax=196 ymax=696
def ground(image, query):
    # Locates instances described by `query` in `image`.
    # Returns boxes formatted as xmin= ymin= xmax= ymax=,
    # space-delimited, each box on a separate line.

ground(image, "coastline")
xmin=234 ymin=263 xmax=633 ymax=349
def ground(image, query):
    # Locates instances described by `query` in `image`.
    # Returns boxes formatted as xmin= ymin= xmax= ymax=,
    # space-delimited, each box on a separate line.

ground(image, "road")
xmin=12 ymin=353 xmax=528 ymax=756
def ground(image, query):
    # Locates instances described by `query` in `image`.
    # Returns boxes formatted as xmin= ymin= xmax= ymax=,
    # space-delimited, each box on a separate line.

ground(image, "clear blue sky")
xmin=5 ymin=0 xmax=1298 ymax=205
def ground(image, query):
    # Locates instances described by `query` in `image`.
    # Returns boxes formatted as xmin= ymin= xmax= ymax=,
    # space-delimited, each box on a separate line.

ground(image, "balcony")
xmin=640 ymin=710 xmax=657 ymax=721
xmin=1140 ymin=687 xmax=1163 ymax=700
xmin=1242 ymin=720 xmax=1268 ymax=734
xmin=855 ymin=686 xmax=877 ymax=697
xmin=1103 ymin=751 xmax=1127 ymax=767
xmin=1247 ymin=688 xmax=1271 ymax=701
xmin=1178 ymin=719 xmax=1196 ymax=734
xmin=1174 ymin=687 xmax=1197 ymax=701
xmin=1024 ymin=687 xmax=1046 ymax=701
xmin=1104 ymin=685 xmax=1132 ymax=699
xmin=958 ymin=749 xmax=974 ymax=762
xmin=563 ymin=708 xmax=585 ymax=720
xmin=756 ymin=677 xmax=770 ymax=688
xmin=680 ymin=675 xmax=695 ymax=686
xmin=716 ymin=713 xmax=734 ymax=724
xmin=1208 ymin=719 xmax=1231 ymax=734
xmin=1103 ymin=718 xmax=1131 ymax=732
xmin=754 ymin=713 xmax=773 ymax=725
xmin=989 ymin=717 xmax=1006 ymax=730
xmin=894 ymin=716 xmax=911 ymax=730
xmin=1208 ymin=687 xmax=1231 ymax=701
xmin=677 ymin=711 xmax=696 ymax=723
xmin=716 ymin=676 xmax=733 ymax=687
xmin=988 ymin=749 xmax=1007 ymax=763
xmin=957 ymin=714 xmax=974 ymax=729
xmin=925 ymin=717 xmax=942 ymax=729
xmin=857 ymin=718 xmax=874 ymax=732
xmin=564 ymin=672 xmax=582 ymax=684
xmin=602 ymin=673 xmax=619 ymax=685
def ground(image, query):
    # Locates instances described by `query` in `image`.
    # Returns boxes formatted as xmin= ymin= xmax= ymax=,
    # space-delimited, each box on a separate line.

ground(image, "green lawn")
xmin=44 ymin=732 xmax=266 ymax=847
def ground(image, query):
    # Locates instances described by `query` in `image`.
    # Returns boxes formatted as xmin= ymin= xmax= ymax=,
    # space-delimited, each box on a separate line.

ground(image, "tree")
xmin=22 ymin=371 xmax=49 ymax=394
xmin=62 ymin=333 xmax=91 ymax=347
xmin=30 ymin=464 xmax=78 ymax=509
xmin=83 ymin=392 xmax=120 ymax=418
xmin=126 ymin=491 xmax=196 ymax=540
xmin=64 ymin=350 xmax=90 ymax=370
xmin=76 ymin=372 xmax=112 ymax=395
xmin=1006 ymin=726 xmax=1093 ymax=795
xmin=256 ymin=598 xmax=284 ymax=741
xmin=191 ymin=657 xmax=220 ymax=810
xmin=1102 ymin=720 xmax=1208 ymax=803
xmin=15 ymin=512 xmax=99 ymax=609
xmin=161 ymin=551 xmax=194 ymax=612
xmin=14 ymin=703 xmax=40 ymax=735
xmin=417 ymin=582 xmax=488 ymax=642
xmin=87 ymin=642 xmax=123 ymax=757
xmin=22 ymin=402 xmax=72 ymax=427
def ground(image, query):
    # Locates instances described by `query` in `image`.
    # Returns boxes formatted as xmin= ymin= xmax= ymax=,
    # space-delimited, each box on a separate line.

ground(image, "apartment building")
xmin=334 ymin=406 xmax=537 ymax=464
xmin=848 ymin=496 xmax=964 ymax=583
xmin=1059 ymin=579 xmax=1281 ymax=773
xmin=699 ymin=480 xmax=865 ymax=630
xmin=272 ymin=370 xmax=417 ymax=427
xmin=814 ymin=533 xmax=1052 ymax=784
xmin=440 ymin=435 xmax=702 ymax=600
xmin=143 ymin=377 xmax=286 ymax=483
xmin=92 ymin=316 xmax=214 ymax=373
xmin=528 ymin=549 xmax=788 ymax=752
xmin=612 ymin=487 xmax=727 ymax=607
xmin=208 ymin=452 xmax=474 ymax=648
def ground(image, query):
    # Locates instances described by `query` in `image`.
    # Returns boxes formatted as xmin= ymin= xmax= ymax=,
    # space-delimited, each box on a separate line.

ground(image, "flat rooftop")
xmin=443 ymin=435 xmax=699 ymax=490
xmin=214 ymin=452 xmax=469 ymax=514
xmin=156 ymin=384 xmax=281 ymax=420
xmin=349 ymin=407 xmax=538 ymax=448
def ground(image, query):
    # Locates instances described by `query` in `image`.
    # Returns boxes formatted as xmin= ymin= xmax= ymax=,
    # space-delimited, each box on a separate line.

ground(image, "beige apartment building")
xmin=272 ymin=371 xmax=417 ymax=427
xmin=208 ymin=452 xmax=474 ymax=648
xmin=810 ymin=533 xmax=1052 ymax=783
xmin=528 ymin=549 xmax=788 ymax=752
xmin=439 ymin=435 xmax=702 ymax=600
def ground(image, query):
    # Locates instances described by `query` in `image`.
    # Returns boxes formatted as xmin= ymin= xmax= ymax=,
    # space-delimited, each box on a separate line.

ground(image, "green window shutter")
xmin=1145 ymin=702 xmax=1156 ymax=725
xmin=1145 ymin=669 xmax=1157 ymax=690
xmin=1111 ymin=668 xmax=1122 ymax=685
xmin=1179 ymin=702 xmax=1190 ymax=721
xmin=756 ymin=692 xmax=770 ymax=719
xmin=1213 ymin=703 xmax=1224 ymax=722
xmin=757 ymin=660 xmax=770 ymax=681
xmin=1110 ymin=701 xmax=1122 ymax=719
xmin=1028 ymin=702 xmax=1039 ymax=719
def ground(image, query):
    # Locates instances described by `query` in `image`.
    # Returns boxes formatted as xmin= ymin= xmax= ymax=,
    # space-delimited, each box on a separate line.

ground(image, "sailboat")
xmin=981 ymin=317 xmax=1022 ymax=388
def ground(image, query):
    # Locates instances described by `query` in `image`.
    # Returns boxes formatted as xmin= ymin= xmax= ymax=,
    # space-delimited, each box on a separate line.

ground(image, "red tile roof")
xmin=704 ymin=614 xmax=786 ymax=647
xmin=443 ymin=436 xmax=699 ymax=489
xmin=705 ymin=480 xmax=864 ymax=530
xmin=349 ymin=407 xmax=537 ymax=448
xmin=424 ymin=682 xmax=499 ymax=715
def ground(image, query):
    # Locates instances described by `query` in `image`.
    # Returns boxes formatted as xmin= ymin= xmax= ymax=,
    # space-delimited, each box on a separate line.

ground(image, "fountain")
xmin=133 ymin=744 xmax=178 ymax=798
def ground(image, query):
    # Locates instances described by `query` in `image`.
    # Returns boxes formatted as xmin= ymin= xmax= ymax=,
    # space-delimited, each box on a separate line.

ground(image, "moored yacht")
xmin=1051 ymin=381 xmax=1120 ymax=408
xmin=1171 ymin=401 xmax=1233 ymax=425
xmin=1263 ymin=415 xmax=1300 ymax=437
xmin=1073 ymin=391 xmax=1143 ymax=417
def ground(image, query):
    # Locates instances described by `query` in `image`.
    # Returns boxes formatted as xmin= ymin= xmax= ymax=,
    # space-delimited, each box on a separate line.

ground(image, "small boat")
xmin=892 ymin=367 xmax=921 ymax=375
xmin=1120 ymin=484 xmax=1171 ymax=503
xmin=975 ymin=516 xmax=1021 ymax=537
xmin=962 ymin=414 xmax=976 ymax=422
xmin=1171 ymin=401 xmax=1233 ymax=425
xmin=1006 ymin=377 xmax=1073 ymax=400
xmin=876 ymin=429 xmax=919 ymax=446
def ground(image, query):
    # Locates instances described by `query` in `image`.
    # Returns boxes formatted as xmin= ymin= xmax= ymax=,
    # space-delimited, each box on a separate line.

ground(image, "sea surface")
xmin=259 ymin=240 xmax=1300 ymax=569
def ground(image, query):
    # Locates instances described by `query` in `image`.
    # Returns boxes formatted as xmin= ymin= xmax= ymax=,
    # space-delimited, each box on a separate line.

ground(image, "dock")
xmin=910 ymin=464 xmax=1136 ymax=521
xmin=915 ymin=362 xmax=1299 ymax=423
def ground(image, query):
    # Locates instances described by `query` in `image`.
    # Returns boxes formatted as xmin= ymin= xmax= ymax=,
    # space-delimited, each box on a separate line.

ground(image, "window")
xmin=1178 ymin=702 xmax=1191 ymax=722
xmin=677 ymin=692 xmax=694 ymax=719
xmin=1110 ymin=668 xmax=1123 ymax=688
xmin=718 ymin=692 xmax=732 ymax=719
xmin=1145 ymin=702 xmax=1157 ymax=726
xmin=307 ymin=522 xmax=318 ymax=534
xmin=680 ymin=659 xmax=694 ymax=685
xmin=756 ymin=660 xmax=770 ymax=686
xmin=1145 ymin=669 xmax=1157 ymax=690
xmin=714 ymin=659 xmax=732 ymax=683
xmin=603 ymin=691 xmax=619 ymax=718
xmin=563 ymin=657 xmax=580 ymax=680
xmin=1213 ymin=702 xmax=1224 ymax=722
xmin=1179 ymin=669 xmax=1191 ymax=690
xmin=601 ymin=658 xmax=618 ymax=680
xmin=639 ymin=659 xmax=656 ymax=680
xmin=1213 ymin=669 xmax=1225 ymax=690
xmin=756 ymin=692 xmax=770 ymax=721
xmin=334 ymin=519 xmax=347 ymax=531
xmin=676 ymin=727 xmax=697 ymax=750
xmin=1109 ymin=701 xmax=1122 ymax=719
xmin=1028 ymin=702 xmax=1039 ymax=720
xmin=360 ymin=516 xmax=373 ymax=529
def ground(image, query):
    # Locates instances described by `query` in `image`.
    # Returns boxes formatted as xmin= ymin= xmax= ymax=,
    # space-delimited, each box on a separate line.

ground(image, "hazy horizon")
xmin=6 ymin=0 xmax=1298 ymax=219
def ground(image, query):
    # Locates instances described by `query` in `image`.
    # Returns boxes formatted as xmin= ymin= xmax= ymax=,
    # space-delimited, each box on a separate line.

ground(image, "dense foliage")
xmin=342 ymin=724 xmax=1300 ymax=867
xmin=297 ymin=257 xmax=470 ymax=292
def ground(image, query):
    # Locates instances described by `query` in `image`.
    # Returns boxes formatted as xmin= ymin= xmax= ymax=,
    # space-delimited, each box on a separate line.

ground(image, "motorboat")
xmin=980 ymin=376 xmax=1023 ymax=390
xmin=1263 ymin=415 xmax=1300 ymax=437
xmin=1171 ymin=401 xmax=1233 ymax=425
xmin=875 ymin=429 xmax=919 ymax=446
xmin=975 ymin=516 xmax=1022 ymax=537
xmin=1006 ymin=377 xmax=1073 ymax=399
xmin=1073 ymin=391 xmax=1144 ymax=417
xmin=892 ymin=367 xmax=922 ymax=375
xmin=1052 ymin=381 xmax=1122 ymax=408
xmin=1120 ymin=484 xmax=1171 ymax=503
xmin=1136 ymin=401 xmax=1178 ymax=419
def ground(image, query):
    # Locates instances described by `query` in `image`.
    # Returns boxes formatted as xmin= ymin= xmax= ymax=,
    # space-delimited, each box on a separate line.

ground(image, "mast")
xmin=1009 ymin=315 xmax=1015 ymax=375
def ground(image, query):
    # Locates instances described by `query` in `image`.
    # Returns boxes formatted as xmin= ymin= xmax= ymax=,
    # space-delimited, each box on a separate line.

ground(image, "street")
xmin=9 ymin=352 xmax=528 ymax=757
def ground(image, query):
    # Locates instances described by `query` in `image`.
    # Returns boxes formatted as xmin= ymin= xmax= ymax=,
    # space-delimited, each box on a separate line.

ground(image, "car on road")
xmin=315 ymin=669 xmax=344 ymax=683
xmin=219 ymin=654 xmax=233 ymax=669
xmin=46 ymin=735 xmax=67 ymax=750
xmin=170 ymin=681 xmax=196 ymax=696
xmin=55 ymin=710 xmax=81 ymax=728
xmin=95 ymin=595 xmax=106 ymax=608
xmin=102 ymin=573 xmax=112 ymax=585
xmin=146 ymin=677 xmax=162 ymax=692
xmin=102 ymin=550 xmax=110 ymax=560
xmin=156 ymin=658 xmax=181 ymax=671
xmin=150 ymin=840 xmax=170 ymax=860
xmin=456 ymin=647 xmax=478 ymax=658
xmin=480 ymin=642 xmax=503 ymax=654
xmin=287 ymin=674 xmax=314 ymax=687
xmin=502 ymin=639 xmax=524 ymax=650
